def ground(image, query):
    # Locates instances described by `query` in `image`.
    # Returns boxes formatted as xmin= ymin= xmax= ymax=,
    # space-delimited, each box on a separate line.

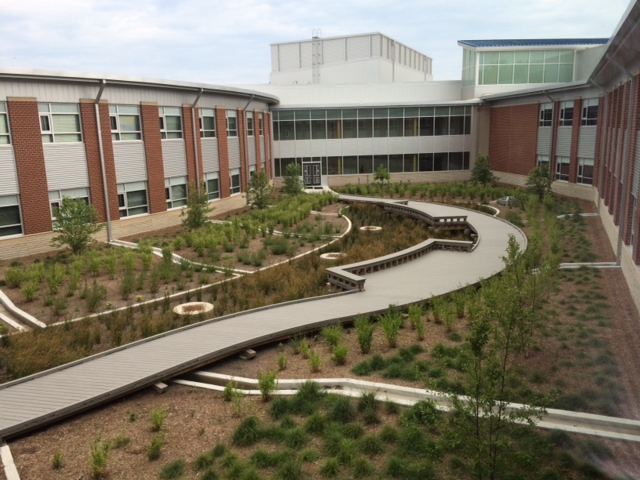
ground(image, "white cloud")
xmin=0 ymin=0 xmax=631 ymax=83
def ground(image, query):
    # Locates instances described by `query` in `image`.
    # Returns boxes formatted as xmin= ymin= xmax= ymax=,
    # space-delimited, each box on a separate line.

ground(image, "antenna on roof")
xmin=312 ymin=29 xmax=322 ymax=84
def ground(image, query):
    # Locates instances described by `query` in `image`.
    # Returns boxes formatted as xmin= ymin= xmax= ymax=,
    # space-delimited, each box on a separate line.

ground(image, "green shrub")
xmin=304 ymin=412 xmax=328 ymax=435
xmin=359 ymin=435 xmax=385 ymax=456
xmin=322 ymin=324 xmax=343 ymax=348
xmin=332 ymin=342 xmax=348 ymax=365
xmin=308 ymin=349 xmax=322 ymax=372
xmin=159 ymin=459 xmax=186 ymax=480
xmin=352 ymin=457 xmax=375 ymax=478
xmin=380 ymin=309 xmax=402 ymax=348
xmin=327 ymin=395 xmax=356 ymax=423
xmin=52 ymin=450 xmax=63 ymax=470
xmin=232 ymin=416 xmax=262 ymax=447
xmin=150 ymin=408 xmax=167 ymax=432
xmin=89 ymin=437 xmax=109 ymax=478
xmin=319 ymin=457 xmax=340 ymax=477
xmin=147 ymin=434 xmax=164 ymax=461
xmin=354 ymin=315 xmax=375 ymax=354
xmin=258 ymin=370 xmax=278 ymax=402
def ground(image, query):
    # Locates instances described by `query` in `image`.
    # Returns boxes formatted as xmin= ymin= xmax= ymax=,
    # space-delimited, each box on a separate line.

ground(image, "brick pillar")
xmin=622 ymin=77 xmax=639 ymax=245
xmin=568 ymin=98 xmax=582 ymax=184
xmin=613 ymin=83 xmax=631 ymax=223
xmin=238 ymin=108 xmax=248 ymax=192
xmin=7 ymin=97 xmax=52 ymax=234
xmin=592 ymin=94 xmax=605 ymax=188
xmin=254 ymin=111 xmax=262 ymax=173
xmin=216 ymin=107 xmax=230 ymax=198
xmin=549 ymin=100 xmax=560 ymax=178
xmin=140 ymin=102 xmax=166 ymax=214
xmin=263 ymin=112 xmax=273 ymax=179
xmin=182 ymin=105 xmax=202 ymax=187
xmin=80 ymin=99 xmax=119 ymax=222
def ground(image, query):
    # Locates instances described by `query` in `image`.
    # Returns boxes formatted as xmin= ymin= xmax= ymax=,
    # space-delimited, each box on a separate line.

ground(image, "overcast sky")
xmin=0 ymin=0 xmax=631 ymax=85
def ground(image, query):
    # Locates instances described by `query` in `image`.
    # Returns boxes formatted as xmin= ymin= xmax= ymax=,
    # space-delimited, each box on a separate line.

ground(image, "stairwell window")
xmin=39 ymin=103 xmax=82 ymax=143
xmin=555 ymin=156 xmax=570 ymax=181
xmin=165 ymin=176 xmax=188 ymax=209
xmin=109 ymin=105 xmax=141 ymax=141
xmin=0 ymin=102 xmax=9 ymax=144
xmin=49 ymin=188 xmax=90 ymax=224
xmin=559 ymin=101 xmax=574 ymax=127
xmin=246 ymin=114 xmax=254 ymax=136
xmin=581 ymin=99 xmax=599 ymax=126
xmin=199 ymin=108 xmax=216 ymax=138
xmin=159 ymin=107 xmax=182 ymax=139
xmin=577 ymin=158 xmax=594 ymax=185
xmin=205 ymin=172 xmax=220 ymax=200
xmin=539 ymin=103 xmax=553 ymax=127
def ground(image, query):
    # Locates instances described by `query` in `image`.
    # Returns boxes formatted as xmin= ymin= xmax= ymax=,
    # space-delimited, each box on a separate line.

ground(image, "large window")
xmin=539 ymin=103 xmax=553 ymax=127
xmin=230 ymin=168 xmax=241 ymax=194
xmin=555 ymin=156 xmax=570 ymax=181
xmin=39 ymin=103 xmax=82 ymax=143
xmin=559 ymin=101 xmax=573 ymax=127
xmin=109 ymin=105 xmax=141 ymax=141
xmin=581 ymin=99 xmax=599 ymax=126
xmin=49 ymin=188 xmax=90 ymax=223
xmin=577 ymin=158 xmax=594 ymax=185
xmin=479 ymin=49 xmax=574 ymax=85
xmin=226 ymin=110 xmax=238 ymax=137
xmin=0 ymin=195 xmax=22 ymax=237
xmin=118 ymin=182 xmax=148 ymax=217
xmin=205 ymin=172 xmax=220 ymax=200
xmin=165 ymin=176 xmax=188 ymax=209
xmin=0 ymin=102 xmax=9 ymax=144
xmin=199 ymin=108 xmax=216 ymax=138
xmin=259 ymin=117 xmax=263 ymax=136
xmin=159 ymin=107 xmax=182 ymax=139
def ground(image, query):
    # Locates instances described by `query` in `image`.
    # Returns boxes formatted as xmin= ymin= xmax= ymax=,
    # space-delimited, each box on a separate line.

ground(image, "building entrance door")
xmin=302 ymin=162 xmax=322 ymax=187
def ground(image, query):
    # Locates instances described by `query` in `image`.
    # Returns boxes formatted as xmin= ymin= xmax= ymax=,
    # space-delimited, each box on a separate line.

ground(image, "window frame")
xmin=49 ymin=188 xmax=90 ymax=224
xmin=0 ymin=195 xmax=23 ymax=237
xmin=226 ymin=110 xmax=238 ymax=137
xmin=159 ymin=106 xmax=183 ymax=139
xmin=165 ymin=176 xmax=188 ymax=209
xmin=109 ymin=105 xmax=142 ymax=141
xmin=555 ymin=156 xmax=570 ymax=181
xmin=117 ymin=182 xmax=149 ymax=218
xmin=199 ymin=108 xmax=216 ymax=138
xmin=205 ymin=172 xmax=220 ymax=201
xmin=230 ymin=168 xmax=241 ymax=194
xmin=577 ymin=157 xmax=594 ymax=185
xmin=581 ymin=99 xmax=599 ymax=126
xmin=559 ymin=101 xmax=574 ymax=127
xmin=38 ymin=103 xmax=82 ymax=143
xmin=0 ymin=101 xmax=10 ymax=145
xmin=246 ymin=114 xmax=254 ymax=136
xmin=539 ymin=103 xmax=553 ymax=127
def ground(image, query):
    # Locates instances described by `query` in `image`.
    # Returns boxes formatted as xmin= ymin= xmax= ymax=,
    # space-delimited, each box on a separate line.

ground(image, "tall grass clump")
xmin=88 ymin=437 xmax=109 ymax=478
xmin=408 ymin=304 xmax=426 ymax=340
xmin=322 ymin=323 xmax=343 ymax=348
xmin=258 ymin=370 xmax=278 ymax=402
xmin=354 ymin=315 xmax=375 ymax=354
xmin=380 ymin=307 xmax=403 ymax=348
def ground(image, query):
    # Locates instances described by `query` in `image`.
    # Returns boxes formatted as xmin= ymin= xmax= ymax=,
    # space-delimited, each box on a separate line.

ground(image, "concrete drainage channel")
xmin=175 ymin=371 xmax=640 ymax=443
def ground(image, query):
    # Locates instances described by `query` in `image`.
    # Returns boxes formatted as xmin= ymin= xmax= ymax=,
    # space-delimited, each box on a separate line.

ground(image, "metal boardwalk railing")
xmin=0 ymin=198 xmax=526 ymax=440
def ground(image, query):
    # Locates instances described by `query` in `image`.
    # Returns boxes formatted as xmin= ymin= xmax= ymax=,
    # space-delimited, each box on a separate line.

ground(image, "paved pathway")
xmin=0 ymin=198 xmax=525 ymax=440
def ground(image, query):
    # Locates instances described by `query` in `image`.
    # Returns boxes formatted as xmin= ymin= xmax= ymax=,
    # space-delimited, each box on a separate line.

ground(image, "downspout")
xmin=94 ymin=79 xmax=112 ymax=243
xmin=242 ymin=95 xmax=255 ymax=200
xmin=191 ymin=88 xmax=203 ymax=193
xmin=604 ymin=54 xmax=635 ymax=266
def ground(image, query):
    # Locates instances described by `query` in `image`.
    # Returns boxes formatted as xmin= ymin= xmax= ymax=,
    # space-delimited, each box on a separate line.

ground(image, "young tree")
xmin=373 ymin=164 xmax=390 ymax=188
xmin=247 ymin=170 xmax=274 ymax=209
xmin=471 ymin=155 xmax=497 ymax=186
xmin=181 ymin=182 xmax=213 ymax=230
xmin=525 ymin=165 xmax=554 ymax=201
xmin=282 ymin=163 xmax=304 ymax=196
xmin=51 ymin=197 xmax=103 ymax=255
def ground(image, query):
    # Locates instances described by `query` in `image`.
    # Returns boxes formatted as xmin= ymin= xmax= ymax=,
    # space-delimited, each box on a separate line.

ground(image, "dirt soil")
xmin=4 ymin=199 xmax=640 ymax=479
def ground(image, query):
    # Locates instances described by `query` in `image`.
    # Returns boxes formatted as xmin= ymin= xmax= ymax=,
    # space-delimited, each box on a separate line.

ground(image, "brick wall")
xmin=264 ymin=112 xmax=273 ymax=179
xmin=182 ymin=104 xmax=202 ymax=186
xmin=80 ymin=100 xmax=119 ymax=222
xmin=7 ymin=97 xmax=52 ymax=235
xmin=568 ymin=98 xmax=582 ymax=184
xmin=238 ymin=108 xmax=248 ymax=192
xmin=140 ymin=102 xmax=166 ymax=214
xmin=488 ymin=103 xmax=538 ymax=175
xmin=216 ymin=107 xmax=230 ymax=198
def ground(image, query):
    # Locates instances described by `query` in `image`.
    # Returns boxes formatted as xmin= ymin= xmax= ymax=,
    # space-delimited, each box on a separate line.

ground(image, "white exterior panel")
xmin=0 ymin=148 xmax=18 ymax=195
xmin=161 ymin=140 xmax=187 ymax=178
xmin=113 ymin=142 xmax=147 ymax=183
xmin=537 ymin=128 xmax=551 ymax=155
xmin=248 ymin=137 xmax=257 ymax=166
xmin=228 ymin=137 xmax=241 ymax=169
xmin=43 ymin=143 xmax=89 ymax=190
xmin=201 ymin=139 xmax=220 ymax=173
xmin=556 ymin=127 xmax=572 ymax=156
xmin=578 ymin=127 xmax=597 ymax=158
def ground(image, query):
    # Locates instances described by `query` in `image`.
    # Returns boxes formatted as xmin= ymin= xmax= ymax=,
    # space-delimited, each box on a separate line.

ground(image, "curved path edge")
xmin=0 ymin=197 xmax=525 ymax=441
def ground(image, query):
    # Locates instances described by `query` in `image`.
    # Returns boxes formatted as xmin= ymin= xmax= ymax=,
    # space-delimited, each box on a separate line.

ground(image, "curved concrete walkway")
xmin=0 ymin=198 xmax=525 ymax=440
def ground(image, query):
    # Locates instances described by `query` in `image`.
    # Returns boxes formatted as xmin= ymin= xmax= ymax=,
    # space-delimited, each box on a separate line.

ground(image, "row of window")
xmin=539 ymin=99 xmax=598 ymax=127
xmin=272 ymin=107 xmax=472 ymax=141
xmin=0 ymin=102 xmax=263 ymax=144
xmin=274 ymin=152 xmax=471 ymax=177
xmin=536 ymin=155 xmax=594 ymax=185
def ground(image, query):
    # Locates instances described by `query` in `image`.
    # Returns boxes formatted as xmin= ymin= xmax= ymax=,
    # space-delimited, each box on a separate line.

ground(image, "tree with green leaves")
xmin=51 ymin=197 xmax=103 ymax=255
xmin=373 ymin=164 xmax=390 ymax=188
xmin=181 ymin=182 xmax=213 ymax=230
xmin=525 ymin=165 xmax=554 ymax=201
xmin=247 ymin=170 xmax=274 ymax=209
xmin=282 ymin=163 xmax=304 ymax=196
xmin=471 ymin=155 xmax=497 ymax=186
xmin=450 ymin=233 xmax=557 ymax=479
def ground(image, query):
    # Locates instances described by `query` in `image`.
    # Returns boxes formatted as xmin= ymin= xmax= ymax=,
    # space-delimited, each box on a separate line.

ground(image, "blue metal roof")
xmin=458 ymin=38 xmax=609 ymax=48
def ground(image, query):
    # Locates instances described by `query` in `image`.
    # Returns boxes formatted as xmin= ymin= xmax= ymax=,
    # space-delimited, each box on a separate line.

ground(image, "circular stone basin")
xmin=359 ymin=225 xmax=382 ymax=233
xmin=320 ymin=252 xmax=345 ymax=261
xmin=173 ymin=302 xmax=214 ymax=316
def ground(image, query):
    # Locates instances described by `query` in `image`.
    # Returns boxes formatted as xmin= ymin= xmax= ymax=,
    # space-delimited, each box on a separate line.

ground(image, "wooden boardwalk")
xmin=0 ymin=198 xmax=525 ymax=440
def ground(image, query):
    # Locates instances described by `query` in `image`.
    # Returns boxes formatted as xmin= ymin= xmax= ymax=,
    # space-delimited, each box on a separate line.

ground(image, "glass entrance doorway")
xmin=302 ymin=162 xmax=322 ymax=187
